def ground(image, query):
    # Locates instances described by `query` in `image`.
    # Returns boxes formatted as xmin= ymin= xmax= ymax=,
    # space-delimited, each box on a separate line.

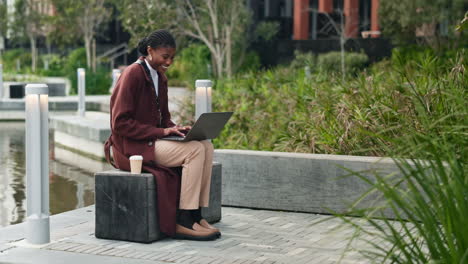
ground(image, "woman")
xmin=104 ymin=29 xmax=220 ymax=241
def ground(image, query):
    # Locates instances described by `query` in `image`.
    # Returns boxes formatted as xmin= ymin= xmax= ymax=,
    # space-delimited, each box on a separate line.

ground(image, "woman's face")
xmin=147 ymin=46 xmax=176 ymax=74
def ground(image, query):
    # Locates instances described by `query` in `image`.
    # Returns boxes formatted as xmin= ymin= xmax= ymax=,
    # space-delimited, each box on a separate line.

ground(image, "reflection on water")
xmin=0 ymin=122 xmax=96 ymax=227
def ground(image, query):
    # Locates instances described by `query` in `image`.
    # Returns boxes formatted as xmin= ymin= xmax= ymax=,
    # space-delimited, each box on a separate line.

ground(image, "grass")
xmin=330 ymin=131 xmax=467 ymax=263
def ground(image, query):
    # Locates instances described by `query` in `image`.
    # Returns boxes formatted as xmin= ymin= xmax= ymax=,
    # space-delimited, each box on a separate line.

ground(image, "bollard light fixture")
xmin=110 ymin=69 xmax=121 ymax=93
xmin=195 ymin=79 xmax=212 ymax=120
xmin=0 ymin=64 xmax=3 ymax=100
xmin=25 ymin=83 xmax=50 ymax=244
xmin=77 ymin=68 xmax=86 ymax=117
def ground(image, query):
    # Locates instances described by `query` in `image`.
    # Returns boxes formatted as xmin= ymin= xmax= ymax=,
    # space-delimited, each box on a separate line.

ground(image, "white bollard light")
xmin=110 ymin=69 xmax=121 ymax=93
xmin=305 ymin=65 xmax=311 ymax=79
xmin=25 ymin=83 xmax=50 ymax=245
xmin=0 ymin=64 xmax=3 ymax=99
xmin=195 ymin=79 xmax=212 ymax=120
xmin=77 ymin=68 xmax=86 ymax=117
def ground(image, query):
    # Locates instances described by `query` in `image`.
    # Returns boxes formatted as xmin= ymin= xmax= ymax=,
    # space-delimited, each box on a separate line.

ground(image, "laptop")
xmin=161 ymin=112 xmax=233 ymax=142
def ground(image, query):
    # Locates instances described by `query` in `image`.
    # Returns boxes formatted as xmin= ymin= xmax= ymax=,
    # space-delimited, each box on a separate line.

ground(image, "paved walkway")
xmin=0 ymin=206 xmax=372 ymax=264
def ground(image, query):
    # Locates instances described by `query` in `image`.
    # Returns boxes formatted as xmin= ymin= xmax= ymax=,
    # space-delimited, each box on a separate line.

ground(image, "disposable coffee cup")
xmin=129 ymin=155 xmax=143 ymax=174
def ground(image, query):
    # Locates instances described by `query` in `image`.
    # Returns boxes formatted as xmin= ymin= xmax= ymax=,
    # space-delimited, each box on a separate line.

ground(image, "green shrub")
xmin=39 ymin=54 xmax=66 ymax=76
xmin=65 ymin=48 xmax=111 ymax=95
xmin=1 ymin=48 xmax=32 ymax=73
xmin=167 ymin=43 xmax=211 ymax=88
xmin=39 ymin=54 xmax=67 ymax=76
xmin=289 ymin=50 xmax=316 ymax=70
xmin=86 ymin=68 xmax=112 ymax=95
xmin=68 ymin=67 xmax=112 ymax=95
xmin=336 ymin=136 xmax=468 ymax=263
xmin=254 ymin=21 xmax=280 ymax=41
xmin=237 ymin=50 xmax=261 ymax=73
xmin=317 ymin=51 xmax=369 ymax=74
xmin=206 ymin=47 xmax=466 ymax=159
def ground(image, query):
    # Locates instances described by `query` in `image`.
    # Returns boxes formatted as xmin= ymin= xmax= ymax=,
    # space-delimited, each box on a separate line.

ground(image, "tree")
xmin=379 ymin=0 xmax=468 ymax=48
xmin=12 ymin=0 xmax=52 ymax=72
xmin=117 ymin=0 xmax=251 ymax=78
xmin=52 ymin=0 xmax=111 ymax=72
xmin=0 ymin=0 xmax=7 ymax=38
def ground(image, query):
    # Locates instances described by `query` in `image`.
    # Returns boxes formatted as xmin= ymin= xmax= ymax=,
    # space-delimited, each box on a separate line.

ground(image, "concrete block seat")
xmin=94 ymin=162 xmax=222 ymax=243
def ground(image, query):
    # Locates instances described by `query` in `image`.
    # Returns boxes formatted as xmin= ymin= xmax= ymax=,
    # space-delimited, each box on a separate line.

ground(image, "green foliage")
xmin=237 ymin=51 xmax=261 ymax=74
xmin=65 ymin=48 xmax=111 ymax=95
xmin=114 ymin=0 xmax=176 ymax=47
xmin=328 ymin=74 xmax=467 ymax=261
xmin=0 ymin=1 xmax=7 ymax=37
xmin=116 ymin=0 xmax=252 ymax=77
xmin=332 ymin=134 xmax=467 ymax=263
xmin=0 ymin=49 xmax=32 ymax=73
xmin=212 ymin=50 xmax=467 ymax=262
xmin=67 ymin=67 xmax=112 ymax=95
xmin=290 ymin=51 xmax=368 ymax=75
xmin=317 ymin=51 xmax=369 ymax=74
xmin=39 ymin=54 xmax=66 ymax=76
xmin=456 ymin=11 xmax=468 ymax=32
xmin=289 ymin=50 xmax=316 ymax=70
xmin=254 ymin=21 xmax=280 ymax=41
xmin=209 ymin=47 xmax=466 ymax=159
xmin=379 ymin=0 xmax=468 ymax=44
xmin=166 ymin=43 xmax=212 ymax=88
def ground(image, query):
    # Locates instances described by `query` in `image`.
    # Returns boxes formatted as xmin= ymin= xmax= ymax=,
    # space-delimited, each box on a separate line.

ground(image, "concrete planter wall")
xmin=47 ymin=113 xmax=403 ymax=218
xmin=4 ymin=82 xmax=66 ymax=98
xmin=214 ymin=149 xmax=401 ymax=216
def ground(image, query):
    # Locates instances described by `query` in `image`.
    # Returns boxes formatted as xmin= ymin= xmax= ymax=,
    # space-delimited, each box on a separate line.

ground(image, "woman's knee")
xmin=186 ymin=141 xmax=205 ymax=154
xmin=200 ymin=140 xmax=214 ymax=152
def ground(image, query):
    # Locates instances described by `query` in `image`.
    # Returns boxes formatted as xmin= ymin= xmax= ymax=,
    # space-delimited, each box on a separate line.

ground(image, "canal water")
xmin=0 ymin=122 xmax=97 ymax=227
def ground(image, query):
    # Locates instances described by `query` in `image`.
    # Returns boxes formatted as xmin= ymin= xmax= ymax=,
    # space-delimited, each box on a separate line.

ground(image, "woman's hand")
xmin=177 ymin=125 xmax=192 ymax=130
xmin=163 ymin=126 xmax=187 ymax=137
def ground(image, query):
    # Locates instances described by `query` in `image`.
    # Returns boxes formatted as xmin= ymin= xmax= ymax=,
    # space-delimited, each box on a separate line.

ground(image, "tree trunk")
xmin=226 ymin=27 xmax=232 ymax=78
xmin=85 ymin=36 xmax=92 ymax=69
xmin=29 ymin=35 xmax=37 ymax=73
xmin=340 ymin=11 xmax=346 ymax=83
xmin=92 ymin=38 xmax=96 ymax=73
xmin=214 ymin=52 xmax=223 ymax=77
xmin=46 ymin=36 xmax=51 ymax=55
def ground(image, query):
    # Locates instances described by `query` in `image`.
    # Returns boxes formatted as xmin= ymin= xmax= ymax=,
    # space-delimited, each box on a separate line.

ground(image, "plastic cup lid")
xmin=129 ymin=155 xmax=143 ymax=160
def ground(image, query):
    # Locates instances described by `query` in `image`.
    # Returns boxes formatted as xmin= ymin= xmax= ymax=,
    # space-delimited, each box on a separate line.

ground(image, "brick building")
xmin=248 ymin=0 xmax=380 ymax=40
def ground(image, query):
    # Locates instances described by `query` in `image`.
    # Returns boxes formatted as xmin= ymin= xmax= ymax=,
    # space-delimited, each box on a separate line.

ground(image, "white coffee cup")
xmin=129 ymin=155 xmax=143 ymax=174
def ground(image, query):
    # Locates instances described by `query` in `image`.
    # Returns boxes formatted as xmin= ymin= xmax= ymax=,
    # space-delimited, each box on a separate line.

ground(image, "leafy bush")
xmin=68 ymin=67 xmax=112 ymax=95
xmin=166 ymin=43 xmax=211 ymax=88
xmin=65 ymin=48 xmax=111 ymax=95
xmin=336 ymin=135 xmax=468 ymax=263
xmin=317 ymin=51 xmax=369 ymax=74
xmin=237 ymin=51 xmax=261 ymax=73
xmin=0 ymin=48 xmax=32 ymax=73
xmin=289 ymin=50 xmax=316 ymax=70
xmin=208 ymin=47 xmax=466 ymax=159
xmin=39 ymin=54 xmax=66 ymax=76
xmin=254 ymin=21 xmax=280 ymax=41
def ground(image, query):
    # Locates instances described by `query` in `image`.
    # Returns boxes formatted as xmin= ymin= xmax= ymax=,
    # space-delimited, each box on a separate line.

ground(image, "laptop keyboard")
xmin=162 ymin=136 xmax=185 ymax=141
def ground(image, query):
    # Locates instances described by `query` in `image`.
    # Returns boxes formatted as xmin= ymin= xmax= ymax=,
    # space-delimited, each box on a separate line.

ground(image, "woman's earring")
xmin=148 ymin=54 xmax=152 ymax=61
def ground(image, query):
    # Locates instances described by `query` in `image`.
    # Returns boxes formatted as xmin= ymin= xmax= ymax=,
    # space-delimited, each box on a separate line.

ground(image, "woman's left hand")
xmin=176 ymin=125 xmax=191 ymax=130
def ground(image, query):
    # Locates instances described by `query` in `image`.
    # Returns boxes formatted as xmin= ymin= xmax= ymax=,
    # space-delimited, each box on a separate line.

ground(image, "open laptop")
xmin=161 ymin=112 xmax=233 ymax=142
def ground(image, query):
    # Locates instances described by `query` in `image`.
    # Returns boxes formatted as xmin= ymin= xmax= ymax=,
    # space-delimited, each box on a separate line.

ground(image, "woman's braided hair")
xmin=137 ymin=29 xmax=176 ymax=56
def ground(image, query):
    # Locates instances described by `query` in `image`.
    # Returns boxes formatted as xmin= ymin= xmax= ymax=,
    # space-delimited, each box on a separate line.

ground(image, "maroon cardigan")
xmin=104 ymin=56 xmax=179 ymax=236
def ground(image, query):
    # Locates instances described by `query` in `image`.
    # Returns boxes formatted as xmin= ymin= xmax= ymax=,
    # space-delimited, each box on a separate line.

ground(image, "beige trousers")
xmin=154 ymin=140 xmax=214 ymax=210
